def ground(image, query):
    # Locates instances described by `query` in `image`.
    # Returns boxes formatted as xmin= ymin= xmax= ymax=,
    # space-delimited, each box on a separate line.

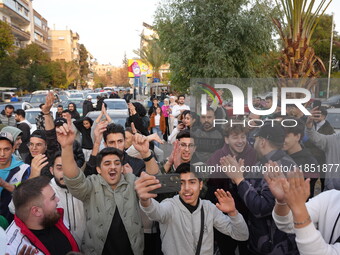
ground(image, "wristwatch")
xmin=143 ymin=151 xmax=154 ymax=162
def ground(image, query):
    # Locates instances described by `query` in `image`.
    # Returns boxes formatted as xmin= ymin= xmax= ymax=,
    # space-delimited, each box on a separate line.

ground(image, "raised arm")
xmin=133 ymin=133 xmax=159 ymax=175
xmin=56 ymin=115 xmax=79 ymax=178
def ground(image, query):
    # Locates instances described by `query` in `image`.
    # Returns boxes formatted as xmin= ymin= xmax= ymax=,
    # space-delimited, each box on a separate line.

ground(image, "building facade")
xmin=48 ymin=29 xmax=80 ymax=62
xmin=0 ymin=0 xmax=49 ymax=50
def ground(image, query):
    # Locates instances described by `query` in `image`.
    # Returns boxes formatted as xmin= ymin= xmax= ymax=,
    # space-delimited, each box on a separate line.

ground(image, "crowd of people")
xmin=0 ymin=91 xmax=339 ymax=255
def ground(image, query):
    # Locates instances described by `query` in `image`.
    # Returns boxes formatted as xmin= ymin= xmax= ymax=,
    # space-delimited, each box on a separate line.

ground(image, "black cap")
xmin=254 ymin=122 xmax=285 ymax=145
xmin=31 ymin=130 xmax=47 ymax=141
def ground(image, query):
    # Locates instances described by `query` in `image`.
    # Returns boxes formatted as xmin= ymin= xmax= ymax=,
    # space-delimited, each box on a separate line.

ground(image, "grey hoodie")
xmin=306 ymin=127 xmax=340 ymax=190
xmin=140 ymin=195 xmax=249 ymax=255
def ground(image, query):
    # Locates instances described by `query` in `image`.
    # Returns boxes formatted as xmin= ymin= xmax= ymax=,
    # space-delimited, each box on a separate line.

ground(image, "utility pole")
xmin=327 ymin=13 xmax=334 ymax=99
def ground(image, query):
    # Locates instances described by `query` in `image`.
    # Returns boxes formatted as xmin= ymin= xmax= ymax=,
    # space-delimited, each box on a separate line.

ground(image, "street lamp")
xmin=327 ymin=13 xmax=335 ymax=99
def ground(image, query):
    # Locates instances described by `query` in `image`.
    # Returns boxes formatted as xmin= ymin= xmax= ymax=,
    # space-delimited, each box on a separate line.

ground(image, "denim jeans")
xmin=152 ymin=126 xmax=162 ymax=147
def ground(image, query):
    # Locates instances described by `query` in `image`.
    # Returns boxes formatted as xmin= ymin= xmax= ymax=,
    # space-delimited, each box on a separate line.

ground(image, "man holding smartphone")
xmin=135 ymin=163 xmax=249 ymax=255
xmin=305 ymin=107 xmax=340 ymax=190
xmin=56 ymin=115 xmax=158 ymax=255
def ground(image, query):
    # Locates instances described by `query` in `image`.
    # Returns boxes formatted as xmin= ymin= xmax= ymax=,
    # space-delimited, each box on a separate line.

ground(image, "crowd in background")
xmin=0 ymin=91 xmax=340 ymax=255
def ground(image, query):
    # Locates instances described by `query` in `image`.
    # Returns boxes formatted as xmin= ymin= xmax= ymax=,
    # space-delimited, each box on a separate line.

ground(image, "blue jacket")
xmin=237 ymin=150 xmax=299 ymax=255
xmin=0 ymin=157 xmax=30 ymax=223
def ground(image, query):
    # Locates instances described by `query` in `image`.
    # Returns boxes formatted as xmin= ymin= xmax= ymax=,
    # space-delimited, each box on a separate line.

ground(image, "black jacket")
xmin=82 ymin=100 xmax=94 ymax=117
xmin=289 ymin=148 xmax=318 ymax=178
xmin=73 ymin=140 xmax=85 ymax=168
xmin=73 ymin=118 xmax=93 ymax=150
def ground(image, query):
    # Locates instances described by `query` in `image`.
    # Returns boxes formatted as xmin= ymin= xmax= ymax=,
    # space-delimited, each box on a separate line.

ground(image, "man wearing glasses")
xmin=24 ymin=129 xmax=54 ymax=178
xmin=161 ymin=130 xmax=199 ymax=173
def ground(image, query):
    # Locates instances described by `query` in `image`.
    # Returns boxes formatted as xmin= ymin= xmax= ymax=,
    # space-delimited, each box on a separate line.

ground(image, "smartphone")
xmin=313 ymin=100 xmax=322 ymax=109
xmin=149 ymin=174 xmax=181 ymax=194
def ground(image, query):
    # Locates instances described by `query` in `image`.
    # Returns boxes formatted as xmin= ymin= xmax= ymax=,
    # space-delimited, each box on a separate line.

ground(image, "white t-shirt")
xmin=155 ymin=114 xmax=161 ymax=126
xmin=172 ymin=104 xmax=190 ymax=126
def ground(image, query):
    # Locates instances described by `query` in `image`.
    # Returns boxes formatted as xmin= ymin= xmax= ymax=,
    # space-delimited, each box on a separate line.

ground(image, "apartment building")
xmin=48 ymin=29 xmax=80 ymax=62
xmin=0 ymin=0 xmax=49 ymax=50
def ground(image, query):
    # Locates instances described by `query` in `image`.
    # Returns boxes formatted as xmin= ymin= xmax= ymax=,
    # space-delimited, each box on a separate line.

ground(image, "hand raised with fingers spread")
xmin=264 ymin=160 xmax=287 ymax=203
xmin=214 ymin=189 xmax=237 ymax=216
xmin=220 ymin=155 xmax=244 ymax=182
xmin=168 ymin=140 xmax=182 ymax=168
xmin=283 ymin=168 xmax=310 ymax=211
xmin=56 ymin=114 xmax=75 ymax=148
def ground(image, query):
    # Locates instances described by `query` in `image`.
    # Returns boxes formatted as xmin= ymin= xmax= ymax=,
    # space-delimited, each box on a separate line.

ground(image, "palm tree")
xmin=273 ymin=0 xmax=332 ymax=90
xmin=134 ymin=36 xmax=166 ymax=79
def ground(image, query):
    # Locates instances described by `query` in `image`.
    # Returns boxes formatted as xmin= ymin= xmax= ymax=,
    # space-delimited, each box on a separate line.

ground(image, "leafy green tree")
xmin=58 ymin=60 xmax=80 ymax=88
xmin=79 ymin=44 xmax=89 ymax=84
xmin=154 ymin=0 xmax=277 ymax=92
xmin=47 ymin=61 xmax=67 ymax=88
xmin=16 ymin=43 xmax=50 ymax=66
xmin=0 ymin=20 xmax=15 ymax=59
xmin=311 ymin=14 xmax=340 ymax=74
xmin=16 ymin=44 xmax=52 ymax=90
xmin=0 ymin=55 xmax=28 ymax=88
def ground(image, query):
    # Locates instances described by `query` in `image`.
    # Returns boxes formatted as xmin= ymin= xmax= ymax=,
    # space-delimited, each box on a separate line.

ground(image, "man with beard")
xmin=206 ymin=124 xmax=256 ymax=255
xmin=5 ymin=176 xmax=79 ymax=254
xmin=191 ymin=107 xmax=224 ymax=163
xmin=171 ymin=95 xmax=190 ymax=127
xmin=0 ymin=104 xmax=16 ymax=127
xmin=68 ymin=103 xmax=80 ymax=120
xmin=49 ymin=151 xmax=85 ymax=247
xmin=221 ymin=122 xmax=299 ymax=255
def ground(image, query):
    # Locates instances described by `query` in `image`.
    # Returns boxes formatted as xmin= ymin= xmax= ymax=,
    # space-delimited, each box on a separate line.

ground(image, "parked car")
xmin=85 ymin=110 xmax=128 ymax=127
xmin=326 ymin=108 xmax=340 ymax=134
xmin=28 ymin=94 xmax=61 ymax=108
xmin=69 ymin=93 xmax=85 ymax=99
xmin=103 ymin=99 xmax=128 ymax=115
xmin=322 ymin=95 xmax=340 ymax=108
xmin=25 ymin=107 xmax=58 ymax=134
xmin=0 ymin=102 xmax=33 ymax=112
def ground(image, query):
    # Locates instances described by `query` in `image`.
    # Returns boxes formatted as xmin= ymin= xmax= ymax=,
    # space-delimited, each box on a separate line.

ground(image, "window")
xmin=58 ymin=37 xmax=65 ymax=40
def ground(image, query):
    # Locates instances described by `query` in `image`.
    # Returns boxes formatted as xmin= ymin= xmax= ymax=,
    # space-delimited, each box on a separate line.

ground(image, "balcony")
xmin=11 ymin=24 xmax=30 ymax=41
xmin=34 ymin=39 xmax=50 ymax=51
xmin=0 ymin=0 xmax=30 ymax=26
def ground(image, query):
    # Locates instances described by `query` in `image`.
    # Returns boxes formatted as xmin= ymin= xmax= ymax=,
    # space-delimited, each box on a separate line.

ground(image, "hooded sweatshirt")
xmin=306 ymin=128 xmax=340 ymax=190
xmin=2 ymin=126 xmax=23 ymax=160
xmin=0 ymin=156 xmax=30 ymax=222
